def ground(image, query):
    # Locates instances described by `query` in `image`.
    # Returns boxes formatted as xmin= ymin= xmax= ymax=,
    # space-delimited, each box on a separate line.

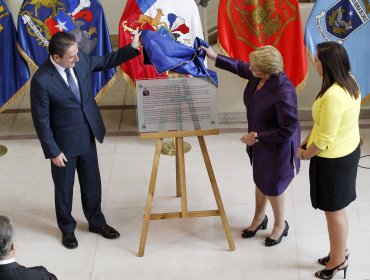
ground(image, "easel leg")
xmin=175 ymin=138 xmax=181 ymax=197
xmin=138 ymin=138 xmax=163 ymax=257
xmin=176 ymin=137 xmax=188 ymax=217
xmin=198 ymin=136 xmax=235 ymax=251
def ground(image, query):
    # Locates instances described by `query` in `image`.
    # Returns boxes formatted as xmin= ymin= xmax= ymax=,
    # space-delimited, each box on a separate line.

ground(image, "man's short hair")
xmin=0 ymin=216 xmax=15 ymax=257
xmin=48 ymin=32 xmax=77 ymax=57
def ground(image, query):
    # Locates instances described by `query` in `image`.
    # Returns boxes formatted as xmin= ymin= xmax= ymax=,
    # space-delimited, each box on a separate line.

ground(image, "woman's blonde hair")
xmin=249 ymin=45 xmax=284 ymax=76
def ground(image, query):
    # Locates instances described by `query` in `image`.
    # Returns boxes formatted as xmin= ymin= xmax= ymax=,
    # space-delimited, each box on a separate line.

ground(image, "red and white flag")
xmin=118 ymin=0 xmax=204 ymax=87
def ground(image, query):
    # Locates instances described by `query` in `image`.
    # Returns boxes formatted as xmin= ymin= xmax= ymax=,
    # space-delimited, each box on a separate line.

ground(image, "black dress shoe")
xmin=89 ymin=224 xmax=120 ymax=239
xmin=62 ymin=232 xmax=78 ymax=249
xmin=265 ymin=221 xmax=289 ymax=247
xmin=242 ymin=215 xmax=268 ymax=238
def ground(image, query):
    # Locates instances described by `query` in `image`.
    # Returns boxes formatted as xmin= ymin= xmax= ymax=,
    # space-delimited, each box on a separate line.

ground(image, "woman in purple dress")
xmin=202 ymin=45 xmax=300 ymax=246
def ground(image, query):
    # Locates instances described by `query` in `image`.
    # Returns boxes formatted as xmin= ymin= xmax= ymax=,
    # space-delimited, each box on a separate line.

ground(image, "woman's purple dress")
xmin=216 ymin=55 xmax=300 ymax=196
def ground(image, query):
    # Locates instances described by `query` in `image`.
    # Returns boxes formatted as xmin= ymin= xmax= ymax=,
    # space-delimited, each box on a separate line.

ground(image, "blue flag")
xmin=305 ymin=0 xmax=370 ymax=103
xmin=0 ymin=0 xmax=30 ymax=112
xmin=141 ymin=30 xmax=218 ymax=86
xmin=17 ymin=0 xmax=115 ymax=99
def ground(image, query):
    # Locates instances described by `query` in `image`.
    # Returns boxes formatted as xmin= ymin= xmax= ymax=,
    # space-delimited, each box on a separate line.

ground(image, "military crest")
xmin=227 ymin=0 xmax=299 ymax=49
xmin=19 ymin=0 xmax=97 ymax=54
xmin=315 ymin=0 xmax=369 ymax=43
xmin=122 ymin=8 xmax=193 ymax=47
xmin=17 ymin=0 xmax=116 ymax=98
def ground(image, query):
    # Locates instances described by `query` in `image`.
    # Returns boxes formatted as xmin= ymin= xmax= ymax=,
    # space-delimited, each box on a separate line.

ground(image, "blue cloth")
xmin=305 ymin=0 xmax=370 ymax=100
xmin=0 ymin=0 xmax=30 ymax=111
xmin=141 ymin=30 xmax=218 ymax=86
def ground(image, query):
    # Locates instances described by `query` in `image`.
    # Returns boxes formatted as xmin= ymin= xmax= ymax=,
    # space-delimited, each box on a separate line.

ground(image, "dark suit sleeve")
xmin=82 ymin=44 xmax=140 ymax=72
xmin=30 ymin=76 xmax=61 ymax=158
xmin=29 ymin=266 xmax=57 ymax=280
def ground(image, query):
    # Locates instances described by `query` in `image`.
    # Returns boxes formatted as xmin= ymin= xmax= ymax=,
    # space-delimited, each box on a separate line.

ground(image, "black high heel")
xmin=264 ymin=221 xmax=289 ymax=247
xmin=318 ymin=249 xmax=350 ymax=266
xmin=315 ymin=259 xmax=348 ymax=279
xmin=241 ymin=215 xmax=268 ymax=238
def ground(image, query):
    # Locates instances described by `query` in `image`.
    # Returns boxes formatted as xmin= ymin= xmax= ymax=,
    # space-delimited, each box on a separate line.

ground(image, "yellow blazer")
xmin=308 ymin=83 xmax=360 ymax=158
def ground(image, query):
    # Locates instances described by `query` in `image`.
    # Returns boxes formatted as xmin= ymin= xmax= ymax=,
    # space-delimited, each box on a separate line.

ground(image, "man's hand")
xmin=131 ymin=31 xmax=142 ymax=50
xmin=52 ymin=153 xmax=68 ymax=167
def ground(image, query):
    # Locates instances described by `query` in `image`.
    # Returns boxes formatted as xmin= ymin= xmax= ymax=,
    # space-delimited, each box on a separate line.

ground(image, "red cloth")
xmin=218 ymin=0 xmax=307 ymax=88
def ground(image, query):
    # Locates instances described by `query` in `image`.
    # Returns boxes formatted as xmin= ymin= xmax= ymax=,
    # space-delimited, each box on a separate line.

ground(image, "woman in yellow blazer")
xmin=297 ymin=42 xmax=361 ymax=279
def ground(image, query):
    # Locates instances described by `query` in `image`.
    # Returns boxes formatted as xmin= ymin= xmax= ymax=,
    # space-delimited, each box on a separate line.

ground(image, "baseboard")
xmin=219 ymin=108 xmax=370 ymax=124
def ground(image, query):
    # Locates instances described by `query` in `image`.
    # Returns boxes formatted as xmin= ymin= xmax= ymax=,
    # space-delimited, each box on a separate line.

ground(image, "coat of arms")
xmin=19 ymin=0 xmax=97 ymax=53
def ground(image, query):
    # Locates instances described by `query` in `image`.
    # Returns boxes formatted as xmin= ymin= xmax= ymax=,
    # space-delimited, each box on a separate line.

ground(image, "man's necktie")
xmin=65 ymin=68 xmax=80 ymax=102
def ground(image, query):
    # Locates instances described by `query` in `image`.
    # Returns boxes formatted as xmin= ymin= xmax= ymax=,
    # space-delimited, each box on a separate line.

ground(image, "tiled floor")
xmin=1 ymin=83 xmax=370 ymax=280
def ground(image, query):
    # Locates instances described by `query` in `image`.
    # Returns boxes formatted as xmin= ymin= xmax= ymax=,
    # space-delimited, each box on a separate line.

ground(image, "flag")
xmin=305 ymin=0 xmax=370 ymax=104
xmin=17 ymin=0 xmax=115 ymax=99
xmin=218 ymin=0 xmax=308 ymax=90
xmin=141 ymin=30 xmax=218 ymax=85
xmin=118 ymin=0 xmax=204 ymax=87
xmin=0 ymin=0 xmax=30 ymax=113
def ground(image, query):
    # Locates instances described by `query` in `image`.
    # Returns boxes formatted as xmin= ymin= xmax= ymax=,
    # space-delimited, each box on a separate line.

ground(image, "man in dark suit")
xmin=30 ymin=32 xmax=141 ymax=249
xmin=0 ymin=215 xmax=57 ymax=280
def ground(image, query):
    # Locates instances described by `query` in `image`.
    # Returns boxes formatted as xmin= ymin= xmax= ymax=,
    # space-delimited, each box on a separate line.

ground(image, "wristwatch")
xmin=254 ymin=132 xmax=259 ymax=143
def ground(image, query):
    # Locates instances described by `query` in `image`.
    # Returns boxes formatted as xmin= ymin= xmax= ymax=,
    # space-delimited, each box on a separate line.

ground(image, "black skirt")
xmin=309 ymin=144 xmax=360 ymax=211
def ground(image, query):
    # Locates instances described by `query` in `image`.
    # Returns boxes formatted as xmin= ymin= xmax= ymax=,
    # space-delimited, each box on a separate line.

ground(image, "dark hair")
xmin=316 ymin=41 xmax=359 ymax=99
xmin=48 ymin=32 xmax=77 ymax=57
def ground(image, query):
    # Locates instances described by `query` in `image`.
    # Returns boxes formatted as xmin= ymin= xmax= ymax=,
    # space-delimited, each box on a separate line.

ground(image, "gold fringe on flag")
xmin=0 ymin=43 xmax=33 ymax=113
xmin=0 ymin=80 xmax=30 ymax=113
xmin=94 ymin=70 xmax=118 ymax=102
xmin=120 ymin=67 xmax=136 ymax=91
xmin=17 ymin=42 xmax=38 ymax=70
xmin=361 ymin=93 xmax=370 ymax=105
xmin=295 ymin=72 xmax=308 ymax=94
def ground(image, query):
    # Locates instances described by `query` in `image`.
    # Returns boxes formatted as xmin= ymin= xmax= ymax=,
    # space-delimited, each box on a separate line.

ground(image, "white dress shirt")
xmin=50 ymin=55 xmax=79 ymax=90
xmin=0 ymin=258 xmax=15 ymax=265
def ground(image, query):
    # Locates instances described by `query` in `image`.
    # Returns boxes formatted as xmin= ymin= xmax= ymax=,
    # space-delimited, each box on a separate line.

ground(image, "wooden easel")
xmin=138 ymin=129 xmax=235 ymax=256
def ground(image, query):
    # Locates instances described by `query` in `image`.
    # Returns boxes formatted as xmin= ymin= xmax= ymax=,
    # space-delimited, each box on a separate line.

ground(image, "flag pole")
xmin=160 ymin=72 xmax=192 ymax=156
xmin=199 ymin=0 xmax=209 ymax=41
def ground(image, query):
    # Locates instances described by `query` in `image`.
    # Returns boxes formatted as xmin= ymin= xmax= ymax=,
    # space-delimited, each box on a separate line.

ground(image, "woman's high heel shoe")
xmin=241 ymin=215 xmax=268 ymax=238
xmin=264 ymin=221 xmax=289 ymax=247
xmin=315 ymin=259 xmax=348 ymax=279
xmin=318 ymin=249 xmax=350 ymax=266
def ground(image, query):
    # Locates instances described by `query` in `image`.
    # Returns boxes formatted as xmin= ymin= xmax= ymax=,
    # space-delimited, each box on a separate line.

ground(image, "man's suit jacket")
xmin=0 ymin=262 xmax=57 ymax=280
xmin=31 ymin=45 xmax=140 ymax=158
